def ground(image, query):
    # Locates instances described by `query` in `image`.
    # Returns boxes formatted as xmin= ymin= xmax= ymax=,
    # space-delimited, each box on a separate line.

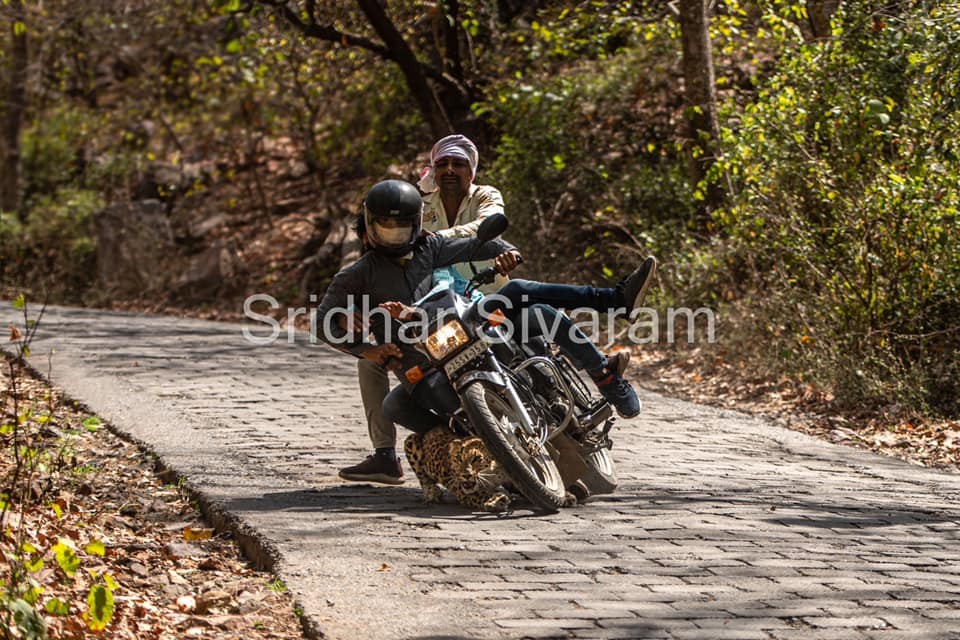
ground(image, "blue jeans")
xmin=490 ymin=279 xmax=623 ymax=314
xmin=383 ymin=371 xmax=461 ymax=433
xmin=384 ymin=279 xmax=621 ymax=433
xmin=480 ymin=278 xmax=621 ymax=373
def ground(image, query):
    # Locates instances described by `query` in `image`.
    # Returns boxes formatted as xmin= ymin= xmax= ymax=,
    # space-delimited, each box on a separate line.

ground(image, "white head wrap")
xmin=417 ymin=134 xmax=479 ymax=193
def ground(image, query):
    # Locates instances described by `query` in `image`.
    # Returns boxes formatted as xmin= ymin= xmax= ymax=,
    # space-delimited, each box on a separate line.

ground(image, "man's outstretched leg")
xmin=487 ymin=256 xmax=658 ymax=321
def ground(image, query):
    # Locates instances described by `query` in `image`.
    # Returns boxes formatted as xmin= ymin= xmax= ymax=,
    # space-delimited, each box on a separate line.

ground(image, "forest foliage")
xmin=0 ymin=0 xmax=958 ymax=423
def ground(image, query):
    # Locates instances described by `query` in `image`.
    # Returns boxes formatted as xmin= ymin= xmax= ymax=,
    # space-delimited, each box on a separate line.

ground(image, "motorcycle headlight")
xmin=425 ymin=320 xmax=471 ymax=361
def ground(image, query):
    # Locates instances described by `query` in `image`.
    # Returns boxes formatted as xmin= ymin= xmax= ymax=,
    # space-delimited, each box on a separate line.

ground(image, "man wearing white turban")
xmin=418 ymin=134 xmax=510 ymax=293
xmin=340 ymin=134 xmax=509 ymax=485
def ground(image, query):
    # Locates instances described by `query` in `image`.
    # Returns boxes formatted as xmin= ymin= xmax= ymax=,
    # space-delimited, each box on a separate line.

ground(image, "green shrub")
xmin=10 ymin=188 xmax=104 ymax=301
xmin=713 ymin=0 xmax=960 ymax=415
xmin=482 ymin=42 xmax=697 ymax=289
xmin=20 ymin=107 xmax=97 ymax=199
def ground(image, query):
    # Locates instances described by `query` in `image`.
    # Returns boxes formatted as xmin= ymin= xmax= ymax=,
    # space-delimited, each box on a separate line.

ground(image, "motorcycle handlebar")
xmin=473 ymin=255 xmax=524 ymax=286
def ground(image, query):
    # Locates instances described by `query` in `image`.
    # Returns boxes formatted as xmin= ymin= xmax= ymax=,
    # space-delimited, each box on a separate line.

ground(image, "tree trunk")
xmin=1 ymin=0 xmax=28 ymax=218
xmin=355 ymin=0 xmax=452 ymax=138
xmin=441 ymin=0 xmax=464 ymax=82
xmin=807 ymin=0 xmax=840 ymax=40
xmin=678 ymin=0 xmax=722 ymax=213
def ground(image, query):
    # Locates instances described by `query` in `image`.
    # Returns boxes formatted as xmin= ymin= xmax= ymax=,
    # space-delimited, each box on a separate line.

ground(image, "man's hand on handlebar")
xmin=494 ymin=250 xmax=523 ymax=275
xmin=361 ymin=344 xmax=403 ymax=370
xmin=379 ymin=301 xmax=418 ymax=321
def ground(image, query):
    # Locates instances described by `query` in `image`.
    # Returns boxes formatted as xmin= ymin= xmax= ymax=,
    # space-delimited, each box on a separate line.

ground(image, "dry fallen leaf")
xmin=176 ymin=595 xmax=197 ymax=613
xmin=183 ymin=527 xmax=214 ymax=541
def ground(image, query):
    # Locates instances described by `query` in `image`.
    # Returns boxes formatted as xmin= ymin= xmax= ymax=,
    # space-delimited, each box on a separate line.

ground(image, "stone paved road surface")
xmin=4 ymin=303 xmax=960 ymax=640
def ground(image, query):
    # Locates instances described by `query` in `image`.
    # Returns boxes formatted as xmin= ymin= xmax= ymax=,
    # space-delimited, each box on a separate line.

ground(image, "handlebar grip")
xmin=474 ymin=266 xmax=500 ymax=285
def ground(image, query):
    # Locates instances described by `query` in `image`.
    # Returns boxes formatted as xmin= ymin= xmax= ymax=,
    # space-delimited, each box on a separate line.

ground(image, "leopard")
xmin=403 ymin=426 xmax=512 ymax=512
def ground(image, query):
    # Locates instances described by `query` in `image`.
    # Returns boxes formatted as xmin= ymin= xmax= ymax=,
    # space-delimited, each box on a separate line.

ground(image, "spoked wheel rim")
xmin=483 ymin=390 xmax=565 ymax=497
xmin=587 ymin=448 xmax=615 ymax=476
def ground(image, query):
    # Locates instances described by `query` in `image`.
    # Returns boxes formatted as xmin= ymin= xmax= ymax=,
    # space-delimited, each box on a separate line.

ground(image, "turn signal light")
xmin=487 ymin=309 xmax=507 ymax=327
xmin=405 ymin=366 xmax=424 ymax=383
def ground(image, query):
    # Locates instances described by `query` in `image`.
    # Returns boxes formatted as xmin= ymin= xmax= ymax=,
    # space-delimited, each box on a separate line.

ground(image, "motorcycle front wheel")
xmin=461 ymin=382 xmax=566 ymax=513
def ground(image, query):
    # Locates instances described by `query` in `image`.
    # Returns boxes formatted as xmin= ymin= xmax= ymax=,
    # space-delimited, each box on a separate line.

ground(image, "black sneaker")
xmin=617 ymin=256 xmax=658 ymax=317
xmin=338 ymin=454 xmax=404 ymax=485
xmin=593 ymin=370 xmax=641 ymax=419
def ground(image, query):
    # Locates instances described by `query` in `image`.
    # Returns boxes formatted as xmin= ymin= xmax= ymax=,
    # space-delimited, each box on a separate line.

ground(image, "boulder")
xmin=134 ymin=160 xmax=214 ymax=201
xmin=95 ymin=200 xmax=175 ymax=296
xmin=173 ymin=240 xmax=241 ymax=302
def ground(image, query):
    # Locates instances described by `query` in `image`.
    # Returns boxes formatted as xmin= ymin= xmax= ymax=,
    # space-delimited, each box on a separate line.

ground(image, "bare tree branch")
xmin=257 ymin=0 xmax=394 ymax=60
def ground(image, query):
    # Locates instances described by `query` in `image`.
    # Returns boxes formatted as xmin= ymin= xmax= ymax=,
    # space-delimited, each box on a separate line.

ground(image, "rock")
xmin=165 ymin=542 xmax=205 ymax=559
xmin=94 ymin=200 xmax=175 ymax=296
xmin=168 ymin=569 xmax=190 ymax=586
xmin=236 ymin=589 xmax=271 ymax=614
xmin=173 ymin=240 xmax=241 ymax=301
xmin=186 ymin=212 xmax=226 ymax=239
xmin=196 ymin=589 xmax=233 ymax=614
xmin=176 ymin=595 xmax=197 ymax=613
xmin=163 ymin=583 xmax=189 ymax=598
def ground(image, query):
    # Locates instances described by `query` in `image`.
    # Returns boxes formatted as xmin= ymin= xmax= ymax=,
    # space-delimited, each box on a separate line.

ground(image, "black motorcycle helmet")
xmin=362 ymin=179 xmax=423 ymax=257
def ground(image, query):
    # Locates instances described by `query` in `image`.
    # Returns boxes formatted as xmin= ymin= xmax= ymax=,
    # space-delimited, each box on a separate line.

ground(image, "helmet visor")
xmin=369 ymin=219 xmax=414 ymax=250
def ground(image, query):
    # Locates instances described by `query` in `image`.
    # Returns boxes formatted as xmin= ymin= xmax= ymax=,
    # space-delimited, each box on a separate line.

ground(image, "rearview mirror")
xmin=475 ymin=213 xmax=508 ymax=245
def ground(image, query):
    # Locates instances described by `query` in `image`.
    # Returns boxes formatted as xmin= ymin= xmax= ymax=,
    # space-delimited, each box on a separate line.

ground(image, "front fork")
xmin=455 ymin=353 xmax=547 ymax=445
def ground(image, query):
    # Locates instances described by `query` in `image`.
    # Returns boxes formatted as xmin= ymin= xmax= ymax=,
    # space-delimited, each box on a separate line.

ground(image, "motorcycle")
xmin=383 ymin=213 xmax=620 ymax=513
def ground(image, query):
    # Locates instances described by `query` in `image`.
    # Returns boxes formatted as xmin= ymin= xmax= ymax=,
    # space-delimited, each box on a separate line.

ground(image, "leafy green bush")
xmin=4 ymin=189 xmax=104 ymax=301
xmin=482 ymin=41 xmax=697 ymax=288
xmin=20 ymin=107 xmax=96 ymax=200
xmin=713 ymin=0 xmax=960 ymax=415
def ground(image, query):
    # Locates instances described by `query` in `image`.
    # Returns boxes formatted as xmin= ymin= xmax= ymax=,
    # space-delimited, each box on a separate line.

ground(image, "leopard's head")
xmin=452 ymin=439 xmax=506 ymax=494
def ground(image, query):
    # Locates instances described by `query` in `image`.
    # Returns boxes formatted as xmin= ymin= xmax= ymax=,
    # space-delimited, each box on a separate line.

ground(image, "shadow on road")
xmin=589 ymin=487 xmax=960 ymax=532
xmin=225 ymin=485 xmax=551 ymax=521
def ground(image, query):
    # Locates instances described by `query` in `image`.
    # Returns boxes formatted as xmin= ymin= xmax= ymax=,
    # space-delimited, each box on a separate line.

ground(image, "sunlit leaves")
xmin=84 ymin=540 xmax=106 ymax=556
xmin=84 ymin=583 xmax=115 ymax=631
xmin=44 ymin=597 xmax=70 ymax=616
xmin=53 ymin=539 xmax=81 ymax=577
xmin=713 ymin=0 xmax=960 ymax=415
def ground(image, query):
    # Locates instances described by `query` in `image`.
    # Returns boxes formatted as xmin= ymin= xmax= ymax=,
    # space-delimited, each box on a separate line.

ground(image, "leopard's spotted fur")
xmin=403 ymin=427 xmax=511 ymax=512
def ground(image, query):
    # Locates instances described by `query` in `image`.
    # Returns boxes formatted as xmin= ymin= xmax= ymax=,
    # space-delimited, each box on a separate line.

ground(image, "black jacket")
xmin=314 ymin=233 xmax=514 ymax=358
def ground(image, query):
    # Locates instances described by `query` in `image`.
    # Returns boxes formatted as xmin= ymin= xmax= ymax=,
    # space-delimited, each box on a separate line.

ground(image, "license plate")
xmin=444 ymin=339 xmax=489 ymax=377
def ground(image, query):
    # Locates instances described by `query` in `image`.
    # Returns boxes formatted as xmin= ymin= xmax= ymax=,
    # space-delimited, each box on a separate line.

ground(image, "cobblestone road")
xmin=4 ymin=303 xmax=960 ymax=639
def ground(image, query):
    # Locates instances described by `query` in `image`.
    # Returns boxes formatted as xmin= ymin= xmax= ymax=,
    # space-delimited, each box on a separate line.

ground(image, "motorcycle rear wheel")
xmin=462 ymin=382 xmax=566 ymax=513
xmin=579 ymin=448 xmax=618 ymax=495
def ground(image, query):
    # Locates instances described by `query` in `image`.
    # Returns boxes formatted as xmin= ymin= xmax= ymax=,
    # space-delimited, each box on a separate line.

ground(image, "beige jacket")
xmin=422 ymin=184 xmax=509 ymax=292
